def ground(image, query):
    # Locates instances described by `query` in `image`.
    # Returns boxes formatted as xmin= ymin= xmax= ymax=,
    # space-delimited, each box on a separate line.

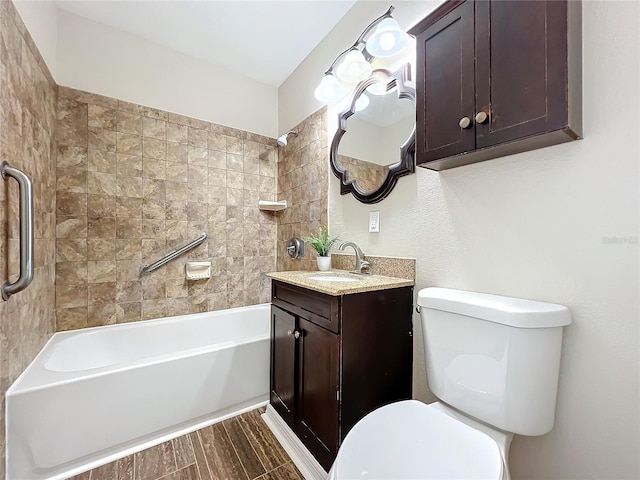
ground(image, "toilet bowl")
xmin=328 ymin=287 xmax=571 ymax=480
xmin=328 ymin=400 xmax=505 ymax=480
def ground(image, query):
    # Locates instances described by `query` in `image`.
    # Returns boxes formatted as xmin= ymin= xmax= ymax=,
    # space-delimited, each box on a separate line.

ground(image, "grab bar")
xmin=140 ymin=232 xmax=208 ymax=275
xmin=1 ymin=162 xmax=34 ymax=301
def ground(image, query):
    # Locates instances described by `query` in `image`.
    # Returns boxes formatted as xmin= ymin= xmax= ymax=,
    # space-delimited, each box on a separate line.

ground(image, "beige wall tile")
xmin=56 ymin=239 xmax=88 ymax=262
xmin=88 ymin=217 xmax=116 ymax=238
xmin=56 ymin=261 xmax=88 ymax=285
xmin=88 ymin=104 xmax=117 ymax=130
xmin=56 ymin=216 xmax=88 ymax=238
xmin=116 ymin=111 xmax=143 ymax=135
xmin=87 ymin=238 xmax=116 ymax=260
xmin=143 ymin=138 xmax=166 ymax=160
xmin=87 ymin=194 xmax=116 ymax=219
xmin=167 ymin=123 xmax=188 ymax=144
xmin=142 ymin=117 xmax=166 ymax=140
xmin=116 ymin=302 xmax=142 ymax=323
xmin=88 ymin=303 xmax=117 ymax=327
xmin=88 ymin=171 xmax=117 ymax=195
xmin=88 ymin=127 xmax=117 ymax=153
xmin=88 ymin=150 xmax=116 ymax=174
xmin=88 ymin=282 xmax=116 ymax=306
xmin=51 ymin=87 xmax=281 ymax=332
xmin=88 ymin=261 xmax=117 ymax=283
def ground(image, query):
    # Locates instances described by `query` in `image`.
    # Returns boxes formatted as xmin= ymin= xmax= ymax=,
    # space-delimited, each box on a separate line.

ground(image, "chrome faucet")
xmin=339 ymin=242 xmax=371 ymax=275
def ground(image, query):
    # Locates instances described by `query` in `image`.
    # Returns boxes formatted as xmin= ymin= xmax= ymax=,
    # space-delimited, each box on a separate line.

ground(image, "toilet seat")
xmin=329 ymin=400 xmax=504 ymax=480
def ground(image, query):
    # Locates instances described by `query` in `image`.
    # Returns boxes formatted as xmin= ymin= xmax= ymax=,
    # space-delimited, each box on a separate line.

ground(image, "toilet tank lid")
xmin=417 ymin=287 xmax=572 ymax=328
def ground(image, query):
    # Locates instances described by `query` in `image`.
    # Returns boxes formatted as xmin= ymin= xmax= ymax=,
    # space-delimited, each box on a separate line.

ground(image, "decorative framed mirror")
xmin=330 ymin=63 xmax=416 ymax=204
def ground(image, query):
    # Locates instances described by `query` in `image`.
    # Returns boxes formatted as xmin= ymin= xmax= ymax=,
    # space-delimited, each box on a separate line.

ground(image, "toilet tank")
xmin=417 ymin=287 xmax=571 ymax=436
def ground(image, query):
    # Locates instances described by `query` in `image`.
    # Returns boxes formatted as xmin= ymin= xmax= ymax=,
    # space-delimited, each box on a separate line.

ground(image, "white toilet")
xmin=328 ymin=287 xmax=572 ymax=480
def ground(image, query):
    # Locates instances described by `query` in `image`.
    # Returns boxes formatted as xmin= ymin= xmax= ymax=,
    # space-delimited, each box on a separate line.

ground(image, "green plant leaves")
xmin=303 ymin=226 xmax=339 ymax=257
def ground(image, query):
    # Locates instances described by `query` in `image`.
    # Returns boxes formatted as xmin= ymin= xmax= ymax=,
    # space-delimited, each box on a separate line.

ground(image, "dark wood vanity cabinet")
xmin=409 ymin=0 xmax=582 ymax=170
xmin=270 ymin=281 xmax=413 ymax=470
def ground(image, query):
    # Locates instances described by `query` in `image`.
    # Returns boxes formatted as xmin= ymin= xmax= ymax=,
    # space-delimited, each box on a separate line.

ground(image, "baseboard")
xmin=261 ymin=405 xmax=328 ymax=480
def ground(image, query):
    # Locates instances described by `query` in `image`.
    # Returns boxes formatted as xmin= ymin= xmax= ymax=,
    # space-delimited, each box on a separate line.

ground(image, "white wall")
xmin=12 ymin=0 xmax=58 ymax=78
xmin=56 ymin=9 xmax=278 ymax=138
xmin=280 ymin=1 xmax=640 ymax=479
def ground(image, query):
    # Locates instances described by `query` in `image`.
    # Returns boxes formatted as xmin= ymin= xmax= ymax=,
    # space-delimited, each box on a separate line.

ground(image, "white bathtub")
xmin=6 ymin=303 xmax=271 ymax=480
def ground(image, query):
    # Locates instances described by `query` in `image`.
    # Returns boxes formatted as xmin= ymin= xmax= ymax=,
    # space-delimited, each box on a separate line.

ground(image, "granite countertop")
xmin=267 ymin=270 xmax=414 ymax=296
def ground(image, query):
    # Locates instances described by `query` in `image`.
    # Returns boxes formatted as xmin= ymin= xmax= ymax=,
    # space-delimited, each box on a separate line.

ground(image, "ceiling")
xmin=55 ymin=0 xmax=358 ymax=87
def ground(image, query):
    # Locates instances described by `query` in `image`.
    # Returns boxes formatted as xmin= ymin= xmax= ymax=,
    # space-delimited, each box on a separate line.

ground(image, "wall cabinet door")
xmin=270 ymin=306 xmax=296 ymax=426
xmin=410 ymin=0 xmax=581 ymax=170
xmin=297 ymin=317 xmax=340 ymax=469
xmin=415 ymin=0 xmax=476 ymax=163
xmin=474 ymin=0 xmax=571 ymax=149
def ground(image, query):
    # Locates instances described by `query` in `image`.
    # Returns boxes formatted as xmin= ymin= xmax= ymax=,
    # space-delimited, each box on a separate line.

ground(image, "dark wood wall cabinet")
xmin=270 ymin=281 xmax=413 ymax=470
xmin=409 ymin=0 xmax=582 ymax=170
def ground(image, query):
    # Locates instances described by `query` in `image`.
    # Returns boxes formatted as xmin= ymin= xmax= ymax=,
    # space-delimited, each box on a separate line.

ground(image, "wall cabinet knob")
xmin=459 ymin=116 xmax=472 ymax=129
xmin=475 ymin=111 xmax=489 ymax=124
xmin=287 ymin=329 xmax=301 ymax=339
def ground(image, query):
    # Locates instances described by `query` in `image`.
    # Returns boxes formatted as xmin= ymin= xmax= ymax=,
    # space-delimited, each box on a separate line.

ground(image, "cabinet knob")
xmin=459 ymin=116 xmax=472 ymax=129
xmin=294 ymin=330 xmax=301 ymax=339
xmin=475 ymin=111 xmax=489 ymax=124
xmin=287 ymin=329 xmax=293 ymax=336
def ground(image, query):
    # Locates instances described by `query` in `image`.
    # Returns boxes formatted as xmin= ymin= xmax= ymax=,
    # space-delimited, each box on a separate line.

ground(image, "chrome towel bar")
xmin=1 ymin=162 xmax=34 ymax=301
xmin=140 ymin=232 xmax=208 ymax=275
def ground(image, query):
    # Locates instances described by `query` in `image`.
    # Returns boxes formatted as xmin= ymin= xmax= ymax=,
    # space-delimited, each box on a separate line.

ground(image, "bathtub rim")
xmin=7 ymin=302 xmax=271 ymax=395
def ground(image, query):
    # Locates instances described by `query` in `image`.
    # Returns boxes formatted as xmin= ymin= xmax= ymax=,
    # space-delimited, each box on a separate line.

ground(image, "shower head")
xmin=277 ymin=129 xmax=299 ymax=147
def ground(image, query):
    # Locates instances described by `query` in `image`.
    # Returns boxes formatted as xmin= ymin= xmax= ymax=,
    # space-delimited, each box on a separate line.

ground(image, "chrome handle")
xmin=140 ymin=233 xmax=208 ymax=274
xmin=1 ymin=162 xmax=34 ymax=301
xmin=475 ymin=111 xmax=488 ymax=124
xmin=459 ymin=116 xmax=472 ymax=129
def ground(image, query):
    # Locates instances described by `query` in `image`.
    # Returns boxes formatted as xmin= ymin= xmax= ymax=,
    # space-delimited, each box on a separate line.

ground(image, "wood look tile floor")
xmin=68 ymin=407 xmax=303 ymax=480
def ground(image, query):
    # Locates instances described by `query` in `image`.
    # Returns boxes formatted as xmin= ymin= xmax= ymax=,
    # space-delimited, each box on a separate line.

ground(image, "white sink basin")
xmin=307 ymin=275 xmax=360 ymax=283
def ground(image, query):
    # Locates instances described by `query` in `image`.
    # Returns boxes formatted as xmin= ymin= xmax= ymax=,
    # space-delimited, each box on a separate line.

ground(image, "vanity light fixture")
xmin=314 ymin=5 xmax=408 ymax=104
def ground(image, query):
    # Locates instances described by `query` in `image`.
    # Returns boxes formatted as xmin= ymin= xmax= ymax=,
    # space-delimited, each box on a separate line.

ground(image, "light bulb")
xmin=314 ymin=74 xmax=347 ymax=103
xmin=365 ymin=17 xmax=408 ymax=58
xmin=335 ymin=50 xmax=372 ymax=83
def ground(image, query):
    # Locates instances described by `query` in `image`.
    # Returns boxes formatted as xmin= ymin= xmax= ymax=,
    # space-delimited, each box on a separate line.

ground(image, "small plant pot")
xmin=316 ymin=256 xmax=331 ymax=271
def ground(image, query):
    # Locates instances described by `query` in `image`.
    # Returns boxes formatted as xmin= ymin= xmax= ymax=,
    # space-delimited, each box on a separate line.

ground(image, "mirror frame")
xmin=330 ymin=63 xmax=416 ymax=204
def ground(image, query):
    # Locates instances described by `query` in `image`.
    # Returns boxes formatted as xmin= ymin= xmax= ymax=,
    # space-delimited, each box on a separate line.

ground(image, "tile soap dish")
xmin=185 ymin=261 xmax=211 ymax=280
xmin=258 ymin=200 xmax=287 ymax=211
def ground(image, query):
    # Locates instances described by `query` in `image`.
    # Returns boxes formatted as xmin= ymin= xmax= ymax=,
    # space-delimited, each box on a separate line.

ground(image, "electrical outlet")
xmin=369 ymin=211 xmax=380 ymax=233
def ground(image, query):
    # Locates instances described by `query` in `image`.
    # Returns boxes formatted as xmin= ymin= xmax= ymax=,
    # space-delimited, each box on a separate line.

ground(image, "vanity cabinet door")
xmin=270 ymin=305 xmax=297 ymax=426
xmin=297 ymin=317 xmax=340 ymax=470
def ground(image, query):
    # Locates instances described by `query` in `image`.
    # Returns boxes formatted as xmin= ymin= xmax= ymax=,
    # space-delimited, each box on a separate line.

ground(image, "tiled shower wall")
xmin=55 ymin=87 xmax=279 ymax=330
xmin=0 ymin=0 xmax=57 ymax=476
xmin=277 ymin=107 xmax=329 ymax=271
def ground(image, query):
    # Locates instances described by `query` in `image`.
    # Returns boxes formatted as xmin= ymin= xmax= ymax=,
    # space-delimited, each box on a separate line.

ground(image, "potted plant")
xmin=304 ymin=226 xmax=339 ymax=271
